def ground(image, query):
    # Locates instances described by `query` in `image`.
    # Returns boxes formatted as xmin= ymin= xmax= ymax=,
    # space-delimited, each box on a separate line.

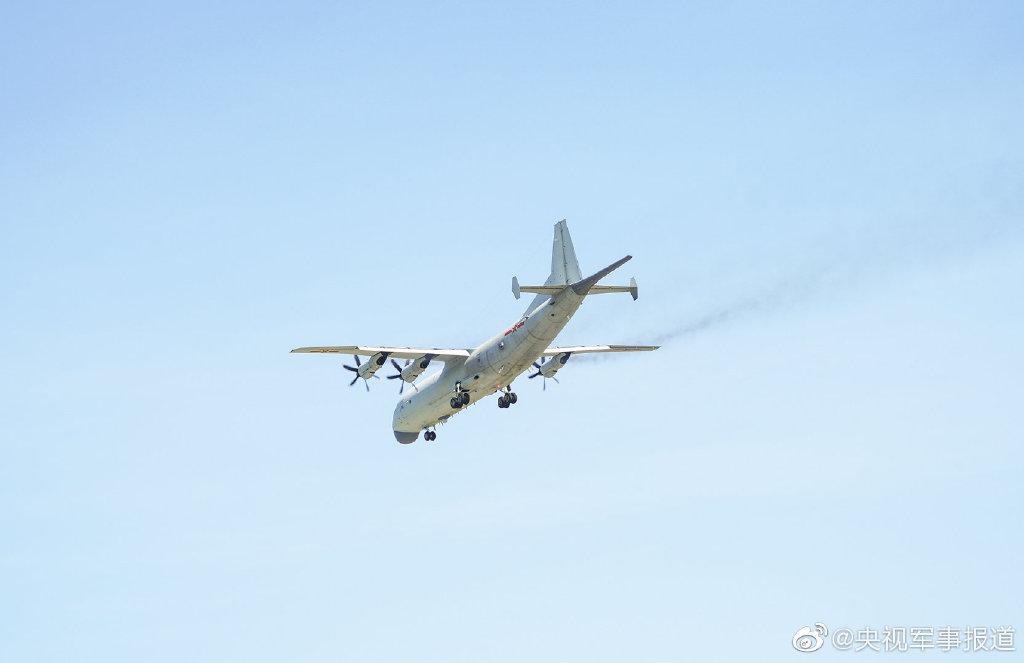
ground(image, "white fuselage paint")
xmin=392 ymin=287 xmax=585 ymax=440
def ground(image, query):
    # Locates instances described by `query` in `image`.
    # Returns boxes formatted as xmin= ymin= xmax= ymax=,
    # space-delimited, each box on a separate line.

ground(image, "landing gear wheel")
xmin=509 ymin=392 xmax=517 ymax=404
xmin=498 ymin=396 xmax=507 ymax=408
xmin=450 ymin=397 xmax=459 ymax=409
xmin=460 ymin=391 xmax=470 ymax=406
xmin=425 ymin=430 xmax=435 ymax=441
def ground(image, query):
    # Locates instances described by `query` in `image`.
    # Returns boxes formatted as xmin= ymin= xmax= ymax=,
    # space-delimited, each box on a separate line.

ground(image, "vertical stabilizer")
xmin=550 ymin=219 xmax=582 ymax=285
xmin=523 ymin=220 xmax=583 ymax=314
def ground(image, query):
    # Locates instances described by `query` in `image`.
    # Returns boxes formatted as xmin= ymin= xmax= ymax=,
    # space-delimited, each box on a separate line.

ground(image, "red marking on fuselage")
xmin=503 ymin=317 xmax=527 ymax=336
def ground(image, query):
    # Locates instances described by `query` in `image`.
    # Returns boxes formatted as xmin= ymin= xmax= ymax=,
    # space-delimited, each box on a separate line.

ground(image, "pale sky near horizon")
xmin=2 ymin=2 xmax=1022 ymax=661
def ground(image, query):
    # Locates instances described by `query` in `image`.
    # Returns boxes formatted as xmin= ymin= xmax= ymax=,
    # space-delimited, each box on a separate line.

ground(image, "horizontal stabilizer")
xmin=586 ymin=276 xmax=639 ymax=300
xmin=571 ymin=255 xmax=631 ymax=295
xmin=513 ymin=274 xmax=639 ymax=300
xmin=513 ymin=282 xmax=566 ymax=298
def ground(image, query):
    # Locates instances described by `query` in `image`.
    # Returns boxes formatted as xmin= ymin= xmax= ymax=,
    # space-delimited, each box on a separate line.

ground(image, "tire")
xmin=461 ymin=391 xmax=470 ymax=406
xmin=498 ymin=397 xmax=507 ymax=408
xmin=509 ymin=392 xmax=517 ymax=404
xmin=450 ymin=397 xmax=458 ymax=409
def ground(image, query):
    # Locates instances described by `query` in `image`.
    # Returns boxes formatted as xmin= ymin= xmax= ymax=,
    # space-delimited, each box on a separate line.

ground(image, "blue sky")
xmin=1 ymin=2 xmax=1022 ymax=661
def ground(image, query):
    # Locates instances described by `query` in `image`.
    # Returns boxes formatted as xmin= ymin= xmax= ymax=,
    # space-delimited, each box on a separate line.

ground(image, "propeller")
xmin=387 ymin=358 xmax=411 ymax=394
xmin=342 ymin=354 xmax=378 ymax=391
xmin=528 ymin=359 xmax=560 ymax=391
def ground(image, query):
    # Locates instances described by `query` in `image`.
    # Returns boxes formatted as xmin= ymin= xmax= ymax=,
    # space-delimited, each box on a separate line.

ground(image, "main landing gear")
xmin=498 ymin=386 xmax=518 ymax=409
xmin=450 ymin=382 xmax=471 ymax=409
xmin=424 ymin=430 xmax=436 ymax=441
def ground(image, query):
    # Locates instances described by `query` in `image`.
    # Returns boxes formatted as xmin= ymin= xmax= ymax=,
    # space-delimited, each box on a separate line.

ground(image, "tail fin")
xmin=523 ymin=219 xmax=582 ymax=314
xmin=550 ymin=219 xmax=582 ymax=285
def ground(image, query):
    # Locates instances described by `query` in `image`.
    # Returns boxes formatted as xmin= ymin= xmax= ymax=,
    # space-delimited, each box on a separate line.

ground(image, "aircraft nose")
xmin=393 ymin=430 xmax=419 ymax=444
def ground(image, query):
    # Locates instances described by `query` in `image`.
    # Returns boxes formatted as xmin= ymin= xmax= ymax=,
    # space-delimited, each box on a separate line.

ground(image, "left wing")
xmin=541 ymin=345 xmax=659 ymax=356
xmin=291 ymin=346 xmax=471 ymax=362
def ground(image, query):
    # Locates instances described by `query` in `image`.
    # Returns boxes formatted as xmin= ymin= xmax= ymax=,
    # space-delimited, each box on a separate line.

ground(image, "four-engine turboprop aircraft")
xmin=292 ymin=220 xmax=658 ymax=443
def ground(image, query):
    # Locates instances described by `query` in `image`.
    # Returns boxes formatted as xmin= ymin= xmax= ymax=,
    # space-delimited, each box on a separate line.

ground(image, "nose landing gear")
xmin=424 ymin=430 xmax=436 ymax=441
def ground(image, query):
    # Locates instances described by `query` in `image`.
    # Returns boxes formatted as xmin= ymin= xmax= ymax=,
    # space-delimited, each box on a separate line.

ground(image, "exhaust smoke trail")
xmin=568 ymin=166 xmax=1024 ymax=364
xmin=650 ymin=266 xmax=832 ymax=346
xmin=569 ymin=265 xmax=835 ymax=363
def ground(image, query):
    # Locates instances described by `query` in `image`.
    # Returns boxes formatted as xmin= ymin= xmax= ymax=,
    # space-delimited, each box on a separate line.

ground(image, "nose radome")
xmin=393 ymin=430 xmax=419 ymax=444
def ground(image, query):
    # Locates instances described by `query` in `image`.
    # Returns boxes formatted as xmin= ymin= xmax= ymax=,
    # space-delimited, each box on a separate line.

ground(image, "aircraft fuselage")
xmin=391 ymin=286 xmax=585 ymax=442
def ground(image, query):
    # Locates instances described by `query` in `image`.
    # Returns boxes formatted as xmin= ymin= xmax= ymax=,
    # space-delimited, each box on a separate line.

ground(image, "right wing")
xmin=541 ymin=344 xmax=659 ymax=355
xmin=291 ymin=346 xmax=471 ymax=362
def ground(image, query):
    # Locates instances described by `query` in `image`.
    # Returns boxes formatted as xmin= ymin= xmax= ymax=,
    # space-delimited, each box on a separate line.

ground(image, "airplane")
xmin=292 ymin=220 xmax=659 ymax=443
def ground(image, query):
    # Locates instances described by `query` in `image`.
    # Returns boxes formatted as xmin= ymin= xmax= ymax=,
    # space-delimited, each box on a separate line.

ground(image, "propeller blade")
xmin=532 ymin=362 xmax=542 ymax=370
xmin=528 ymin=372 xmax=540 ymax=379
xmin=552 ymin=376 xmax=559 ymax=384
xmin=349 ymin=375 xmax=359 ymax=386
xmin=343 ymin=365 xmax=357 ymax=372
xmin=353 ymin=355 xmax=360 ymax=366
xmin=363 ymin=379 xmax=370 ymax=392
xmin=543 ymin=378 xmax=546 ymax=391
xmin=388 ymin=364 xmax=410 ymax=393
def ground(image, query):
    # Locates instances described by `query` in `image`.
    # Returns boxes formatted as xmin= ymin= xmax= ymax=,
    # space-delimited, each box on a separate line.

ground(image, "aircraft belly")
xmin=398 ymin=293 xmax=583 ymax=431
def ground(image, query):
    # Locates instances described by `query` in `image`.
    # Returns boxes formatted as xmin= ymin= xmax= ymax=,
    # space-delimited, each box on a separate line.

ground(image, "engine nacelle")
xmin=540 ymin=352 xmax=571 ymax=377
xmin=358 ymin=352 xmax=389 ymax=379
xmin=400 ymin=354 xmax=433 ymax=382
